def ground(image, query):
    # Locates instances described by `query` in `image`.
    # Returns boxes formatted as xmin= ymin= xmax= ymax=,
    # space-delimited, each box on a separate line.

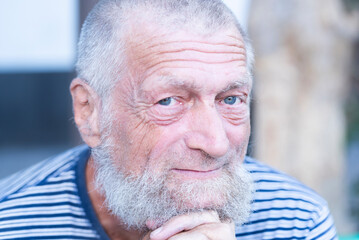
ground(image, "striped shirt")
xmin=0 ymin=145 xmax=337 ymax=239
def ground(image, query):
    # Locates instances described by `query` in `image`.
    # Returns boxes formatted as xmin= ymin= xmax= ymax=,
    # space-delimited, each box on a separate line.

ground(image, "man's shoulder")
xmin=237 ymin=157 xmax=337 ymax=239
xmin=0 ymin=145 xmax=100 ymax=239
xmin=0 ymin=145 xmax=90 ymax=202
xmin=244 ymin=156 xmax=327 ymax=206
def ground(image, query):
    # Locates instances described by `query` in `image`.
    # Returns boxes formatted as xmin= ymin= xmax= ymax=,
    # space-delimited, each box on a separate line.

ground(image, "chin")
xmin=167 ymin=178 xmax=229 ymax=211
xmin=180 ymin=197 xmax=227 ymax=211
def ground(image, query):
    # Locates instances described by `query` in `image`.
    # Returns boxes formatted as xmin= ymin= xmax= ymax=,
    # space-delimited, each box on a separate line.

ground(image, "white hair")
xmin=76 ymin=0 xmax=254 ymax=99
xmin=92 ymin=135 xmax=253 ymax=232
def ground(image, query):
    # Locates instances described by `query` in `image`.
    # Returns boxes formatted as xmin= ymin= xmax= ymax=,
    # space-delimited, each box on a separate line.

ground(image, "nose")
xmin=184 ymin=103 xmax=229 ymax=158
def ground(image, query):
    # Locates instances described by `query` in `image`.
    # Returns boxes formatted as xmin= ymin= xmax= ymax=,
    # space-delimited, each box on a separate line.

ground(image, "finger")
xmin=169 ymin=222 xmax=236 ymax=240
xmin=168 ymin=231 xmax=208 ymax=240
xmin=150 ymin=211 xmax=220 ymax=240
xmin=196 ymin=221 xmax=236 ymax=240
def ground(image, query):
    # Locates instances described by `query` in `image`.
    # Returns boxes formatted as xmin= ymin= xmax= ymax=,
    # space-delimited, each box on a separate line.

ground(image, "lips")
xmin=170 ymin=167 xmax=222 ymax=180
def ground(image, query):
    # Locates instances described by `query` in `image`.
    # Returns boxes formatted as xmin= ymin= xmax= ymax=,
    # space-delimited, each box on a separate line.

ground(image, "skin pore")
xmin=71 ymin=20 xmax=252 ymax=240
xmin=112 ymin=23 xmax=251 ymax=176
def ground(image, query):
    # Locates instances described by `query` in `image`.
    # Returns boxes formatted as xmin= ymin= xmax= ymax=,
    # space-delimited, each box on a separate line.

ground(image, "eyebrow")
xmin=219 ymin=74 xmax=251 ymax=93
xmin=142 ymin=75 xmax=203 ymax=92
xmin=140 ymin=73 xmax=251 ymax=97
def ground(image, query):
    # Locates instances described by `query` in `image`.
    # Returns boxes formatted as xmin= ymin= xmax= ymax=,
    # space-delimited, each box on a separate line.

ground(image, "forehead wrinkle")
xmin=126 ymin=28 xmax=246 ymax=60
xmin=144 ymin=58 xmax=246 ymax=80
xmin=136 ymin=48 xmax=246 ymax=70
xmin=134 ymin=41 xmax=246 ymax=64
xmin=143 ymin=57 xmax=246 ymax=81
xmin=127 ymin=31 xmax=167 ymax=50
xmin=139 ymin=40 xmax=245 ymax=56
xmin=125 ymin=29 xmax=248 ymax=79
xmin=129 ymin=35 xmax=245 ymax=50
xmin=141 ymin=74 xmax=203 ymax=94
xmin=126 ymin=25 xmax=245 ymax=50
xmin=133 ymin=43 xmax=247 ymax=81
xmin=228 ymin=34 xmax=245 ymax=42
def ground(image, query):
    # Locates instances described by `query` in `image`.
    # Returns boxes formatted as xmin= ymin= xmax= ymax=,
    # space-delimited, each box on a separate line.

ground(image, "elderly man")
xmin=0 ymin=0 xmax=337 ymax=239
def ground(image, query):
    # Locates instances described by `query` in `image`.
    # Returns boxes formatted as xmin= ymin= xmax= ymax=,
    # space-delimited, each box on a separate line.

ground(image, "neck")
xmin=85 ymin=156 xmax=143 ymax=240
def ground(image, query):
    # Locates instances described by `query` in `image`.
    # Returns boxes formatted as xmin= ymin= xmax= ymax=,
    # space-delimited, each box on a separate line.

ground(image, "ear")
xmin=70 ymin=78 xmax=101 ymax=148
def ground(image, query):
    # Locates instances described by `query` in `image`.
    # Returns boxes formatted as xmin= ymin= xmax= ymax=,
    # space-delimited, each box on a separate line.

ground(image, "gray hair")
xmin=76 ymin=0 xmax=254 ymax=99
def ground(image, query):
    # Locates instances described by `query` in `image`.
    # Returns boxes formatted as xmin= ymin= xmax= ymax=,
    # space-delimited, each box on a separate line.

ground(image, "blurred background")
xmin=0 ymin=0 xmax=358 ymax=237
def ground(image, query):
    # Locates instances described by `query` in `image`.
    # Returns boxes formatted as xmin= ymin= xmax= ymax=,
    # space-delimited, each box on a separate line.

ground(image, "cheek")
xmin=110 ymin=111 xmax=163 ymax=175
xmin=226 ymin=119 xmax=251 ymax=149
xmin=146 ymin=123 xmax=187 ymax=166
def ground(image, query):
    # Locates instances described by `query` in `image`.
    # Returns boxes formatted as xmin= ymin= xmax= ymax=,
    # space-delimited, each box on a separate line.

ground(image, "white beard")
xmin=92 ymin=140 xmax=253 ymax=232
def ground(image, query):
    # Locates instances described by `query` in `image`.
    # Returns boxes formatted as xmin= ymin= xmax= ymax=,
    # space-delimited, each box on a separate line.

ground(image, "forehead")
xmin=123 ymin=22 xmax=249 ymax=91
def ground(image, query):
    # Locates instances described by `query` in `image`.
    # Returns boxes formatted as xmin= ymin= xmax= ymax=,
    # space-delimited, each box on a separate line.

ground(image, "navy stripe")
xmin=309 ymin=214 xmax=334 ymax=240
xmin=0 ymin=147 xmax=338 ymax=239
xmin=0 ymin=236 xmax=99 ymax=240
xmin=254 ymin=197 xmax=316 ymax=205
xmin=254 ymin=179 xmax=308 ymax=189
xmin=243 ymin=216 xmax=312 ymax=225
xmin=38 ymin=178 xmax=76 ymax=185
xmin=236 ymin=226 xmax=311 ymax=237
xmin=310 ymin=225 xmax=335 ymax=240
xmin=252 ymin=207 xmax=313 ymax=214
xmin=253 ymin=197 xmax=322 ymax=210
xmin=0 ymin=213 xmax=86 ymax=222
xmin=249 ymin=170 xmax=280 ymax=174
xmin=1 ymin=224 xmax=94 ymax=232
xmin=0 ymin=201 xmax=82 ymax=213
xmin=330 ymin=234 xmax=338 ymax=240
xmin=311 ymin=212 xmax=330 ymax=231
xmin=6 ymin=190 xmax=79 ymax=200
xmin=256 ymin=188 xmax=312 ymax=193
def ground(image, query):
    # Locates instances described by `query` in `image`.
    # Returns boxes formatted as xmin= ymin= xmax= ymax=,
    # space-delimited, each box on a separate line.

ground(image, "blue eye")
xmin=158 ymin=97 xmax=172 ymax=106
xmin=223 ymin=96 xmax=237 ymax=105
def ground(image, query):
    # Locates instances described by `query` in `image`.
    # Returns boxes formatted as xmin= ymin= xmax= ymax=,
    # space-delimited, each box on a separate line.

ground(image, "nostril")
xmin=184 ymin=132 xmax=229 ymax=158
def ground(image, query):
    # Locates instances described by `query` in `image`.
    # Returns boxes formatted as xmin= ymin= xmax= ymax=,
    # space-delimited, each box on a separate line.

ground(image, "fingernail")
xmin=150 ymin=226 xmax=163 ymax=238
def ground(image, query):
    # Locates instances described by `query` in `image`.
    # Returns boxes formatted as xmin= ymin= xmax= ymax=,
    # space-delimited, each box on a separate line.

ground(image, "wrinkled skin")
xmin=71 ymin=22 xmax=252 ymax=240
xmin=112 ymin=24 xmax=251 ymax=182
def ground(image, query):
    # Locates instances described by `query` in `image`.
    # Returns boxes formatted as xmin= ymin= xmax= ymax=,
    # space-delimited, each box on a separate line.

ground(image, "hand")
xmin=142 ymin=211 xmax=236 ymax=240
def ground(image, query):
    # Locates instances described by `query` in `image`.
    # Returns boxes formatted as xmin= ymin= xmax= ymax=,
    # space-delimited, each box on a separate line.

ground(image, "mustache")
xmin=154 ymin=149 xmax=238 ymax=172
xmin=199 ymin=149 xmax=235 ymax=164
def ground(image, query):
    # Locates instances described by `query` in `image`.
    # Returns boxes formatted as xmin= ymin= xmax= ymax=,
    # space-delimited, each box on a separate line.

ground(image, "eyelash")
xmin=155 ymin=95 xmax=247 ymax=107
xmin=149 ymin=94 xmax=249 ymax=125
xmin=220 ymin=95 xmax=247 ymax=105
xmin=156 ymin=96 xmax=183 ymax=107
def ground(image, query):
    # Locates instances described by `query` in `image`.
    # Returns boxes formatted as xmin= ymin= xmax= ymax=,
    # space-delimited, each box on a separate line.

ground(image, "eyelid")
xmin=157 ymin=97 xmax=172 ymax=105
xmin=155 ymin=96 xmax=183 ymax=106
xmin=148 ymin=96 xmax=187 ymax=125
xmin=218 ymin=93 xmax=247 ymax=102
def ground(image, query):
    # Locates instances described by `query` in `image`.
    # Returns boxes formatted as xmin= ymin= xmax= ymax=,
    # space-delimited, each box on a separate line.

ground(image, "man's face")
xmin=97 ymin=24 xmax=252 ymax=223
